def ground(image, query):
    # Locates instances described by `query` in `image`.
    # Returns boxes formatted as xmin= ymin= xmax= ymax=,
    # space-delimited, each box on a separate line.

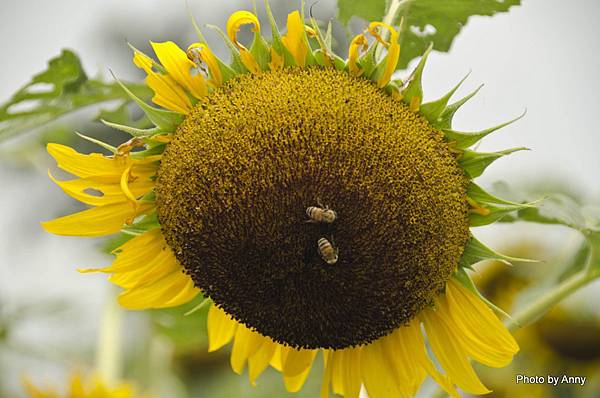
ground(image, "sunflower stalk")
xmin=96 ymin=288 xmax=123 ymax=386
xmin=376 ymin=0 xmax=407 ymax=59
xmin=507 ymin=238 xmax=600 ymax=332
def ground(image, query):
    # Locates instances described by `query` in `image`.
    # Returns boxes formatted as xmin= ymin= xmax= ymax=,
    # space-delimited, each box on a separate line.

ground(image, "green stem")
xmin=507 ymin=250 xmax=599 ymax=332
xmin=382 ymin=0 xmax=404 ymax=26
xmin=378 ymin=0 xmax=409 ymax=59
xmin=96 ymin=289 xmax=123 ymax=385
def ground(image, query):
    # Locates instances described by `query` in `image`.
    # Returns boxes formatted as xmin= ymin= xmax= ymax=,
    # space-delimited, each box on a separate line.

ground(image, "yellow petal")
xmin=348 ymin=33 xmax=368 ymax=76
xmin=68 ymin=373 xmax=86 ymax=397
xmin=381 ymin=329 xmax=425 ymax=398
xmin=230 ymin=324 xmax=264 ymax=374
xmin=360 ymin=338 xmax=401 ymax=398
xmin=48 ymin=172 xmax=149 ymax=207
xmin=447 ymin=279 xmax=519 ymax=354
xmin=22 ymin=376 xmax=58 ymax=398
xmin=80 ymin=229 xmax=164 ymax=274
xmin=397 ymin=321 xmax=461 ymax=398
xmin=226 ymin=10 xmax=261 ymax=74
xmin=227 ymin=10 xmax=261 ymax=45
xmin=163 ymin=277 xmax=200 ymax=307
xmin=41 ymin=201 xmax=153 ymax=237
xmin=283 ymin=355 xmax=315 ymax=393
xmin=108 ymin=246 xmax=178 ymax=289
xmin=151 ymin=41 xmax=208 ymax=99
xmin=133 ymin=51 xmax=193 ymax=114
xmin=239 ymin=50 xmax=261 ymax=74
xmin=439 ymin=281 xmax=518 ymax=367
xmin=248 ymin=337 xmax=277 ymax=385
xmin=268 ymin=47 xmax=284 ymax=71
xmin=269 ymin=345 xmax=283 ymax=371
xmin=367 ymin=22 xmax=400 ymax=87
xmin=187 ymin=43 xmax=222 ymax=86
xmin=281 ymin=346 xmax=317 ymax=378
xmin=132 ymin=50 xmax=155 ymax=74
xmin=331 ymin=348 xmax=362 ymax=398
xmin=48 ymin=144 xmax=124 ymax=178
xmin=281 ymin=11 xmax=308 ymax=67
xmin=117 ymin=269 xmax=195 ymax=309
xmin=421 ymin=306 xmax=491 ymax=395
xmin=207 ymin=305 xmax=238 ymax=352
xmin=320 ymin=350 xmax=333 ymax=398
xmin=144 ymin=73 xmax=193 ymax=114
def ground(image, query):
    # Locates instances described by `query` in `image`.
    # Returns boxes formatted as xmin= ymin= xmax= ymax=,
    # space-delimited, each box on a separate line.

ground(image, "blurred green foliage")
xmin=0 ymin=50 xmax=151 ymax=143
xmin=337 ymin=0 xmax=520 ymax=69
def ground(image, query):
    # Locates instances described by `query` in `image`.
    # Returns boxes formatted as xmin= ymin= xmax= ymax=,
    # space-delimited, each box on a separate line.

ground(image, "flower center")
xmin=156 ymin=68 xmax=470 ymax=349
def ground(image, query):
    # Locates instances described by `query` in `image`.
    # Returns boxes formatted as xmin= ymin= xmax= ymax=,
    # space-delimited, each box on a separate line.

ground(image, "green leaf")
xmin=443 ymin=110 xmax=526 ymax=149
xmin=459 ymin=147 xmax=528 ymax=179
xmin=151 ymin=298 xmax=209 ymax=353
xmin=586 ymin=232 xmax=600 ymax=276
xmin=206 ymin=24 xmax=248 ymax=73
xmin=437 ymin=84 xmax=483 ymax=129
xmin=337 ymin=0 xmax=386 ymax=26
xmin=515 ymin=194 xmax=594 ymax=233
xmin=468 ymin=182 xmax=533 ymax=207
xmin=420 ymin=71 xmax=470 ymax=125
xmin=0 ymin=49 xmax=152 ymax=142
xmin=467 ymin=182 xmax=539 ymax=227
xmin=102 ymin=233 xmax=135 ymax=253
xmin=470 ymin=204 xmax=530 ymax=227
xmin=337 ymin=0 xmax=520 ymax=70
xmin=250 ymin=33 xmax=272 ymax=71
xmin=401 ymin=43 xmax=433 ymax=106
xmin=264 ymin=0 xmax=297 ymax=68
xmin=460 ymin=235 xmax=537 ymax=269
xmin=110 ymin=71 xmax=183 ymax=132
xmin=101 ymin=120 xmax=161 ymax=138
xmin=122 ymin=211 xmax=160 ymax=235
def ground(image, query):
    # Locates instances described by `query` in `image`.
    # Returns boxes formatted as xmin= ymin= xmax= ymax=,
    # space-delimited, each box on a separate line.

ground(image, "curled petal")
xmin=227 ymin=10 xmax=261 ymax=47
xmin=368 ymin=22 xmax=400 ymax=87
xmin=348 ymin=33 xmax=369 ymax=76
xmin=120 ymin=161 xmax=139 ymax=217
xmin=226 ymin=10 xmax=261 ymax=73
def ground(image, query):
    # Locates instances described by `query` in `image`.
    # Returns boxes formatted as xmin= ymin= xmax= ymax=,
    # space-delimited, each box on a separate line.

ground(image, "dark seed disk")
xmin=156 ymin=67 xmax=470 ymax=349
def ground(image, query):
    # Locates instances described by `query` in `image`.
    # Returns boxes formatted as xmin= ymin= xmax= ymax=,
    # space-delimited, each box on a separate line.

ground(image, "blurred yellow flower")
xmin=23 ymin=372 xmax=135 ymax=398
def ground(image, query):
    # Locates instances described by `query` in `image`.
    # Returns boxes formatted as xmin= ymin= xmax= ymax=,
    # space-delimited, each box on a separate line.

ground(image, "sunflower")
xmin=42 ymin=2 xmax=530 ymax=397
xmin=23 ymin=372 xmax=134 ymax=398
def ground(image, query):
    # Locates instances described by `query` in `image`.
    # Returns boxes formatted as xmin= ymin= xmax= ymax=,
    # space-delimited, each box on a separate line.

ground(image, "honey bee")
xmin=306 ymin=201 xmax=337 ymax=223
xmin=318 ymin=237 xmax=338 ymax=265
xmin=186 ymin=46 xmax=209 ymax=74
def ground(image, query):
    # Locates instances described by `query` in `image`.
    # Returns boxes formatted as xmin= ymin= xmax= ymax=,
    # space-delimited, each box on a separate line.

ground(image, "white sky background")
xmin=1 ymin=0 xmax=599 ymax=396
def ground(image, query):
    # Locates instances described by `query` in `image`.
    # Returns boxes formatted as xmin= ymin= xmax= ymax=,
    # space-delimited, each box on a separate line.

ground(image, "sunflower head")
xmin=42 ymin=3 xmax=531 ymax=397
xmin=157 ymin=67 xmax=470 ymax=349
